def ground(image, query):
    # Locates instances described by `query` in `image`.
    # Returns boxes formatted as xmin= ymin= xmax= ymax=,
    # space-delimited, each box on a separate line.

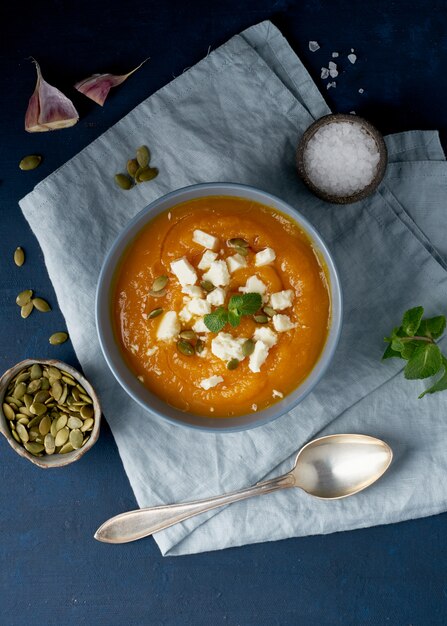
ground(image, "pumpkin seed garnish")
xmin=16 ymin=290 xmax=33 ymax=306
xmin=177 ymin=339 xmax=195 ymax=356
xmin=114 ymin=173 xmax=133 ymax=190
xmin=14 ymin=247 xmax=25 ymax=267
xmin=234 ymin=246 xmax=249 ymax=257
xmin=151 ymin=275 xmax=168 ymax=292
xmin=21 ymin=301 xmax=34 ymax=319
xmin=242 ymin=339 xmax=255 ymax=356
xmin=127 ymin=158 xmax=139 ymax=178
xmin=148 ymin=307 xmax=163 ymax=319
xmin=136 ymin=145 xmax=150 ymax=168
xmin=228 ymin=238 xmax=249 ymax=248
xmin=32 ymin=298 xmax=51 ymax=312
xmin=195 ymin=339 xmax=205 ymax=354
xmin=253 ymin=314 xmax=269 ymax=324
xmin=138 ymin=167 xmax=158 ymax=182
xmin=19 ymin=155 xmax=42 ymax=171
xmin=227 ymin=358 xmax=239 ymax=370
xmin=49 ymin=332 xmax=69 ymax=345
xmin=179 ymin=330 xmax=197 ymax=343
xmin=200 ymin=280 xmax=215 ymax=293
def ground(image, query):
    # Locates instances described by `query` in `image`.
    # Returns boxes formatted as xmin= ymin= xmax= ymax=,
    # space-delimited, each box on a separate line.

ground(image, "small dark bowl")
xmin=296 ymin=113 xmax=388 ymax=205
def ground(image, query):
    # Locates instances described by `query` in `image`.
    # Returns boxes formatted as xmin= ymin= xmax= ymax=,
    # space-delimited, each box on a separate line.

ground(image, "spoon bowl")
xmin=95 ymin=433 xmax=393 ymax=544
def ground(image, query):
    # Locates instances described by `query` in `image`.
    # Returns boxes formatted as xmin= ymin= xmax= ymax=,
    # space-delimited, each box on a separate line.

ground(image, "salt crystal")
xmin=328 ymin=61 xmax=337 ymax=70
xmin=321 ymin=67 xmax=329 ymax=79
xmin=332 ymin=52 xmax=339 ymax=58
xmin=351 ymin=48 xmax=355 ymax=52
xmin=309 ymin=41 xmax=320 ymax=52
xmin=350 ymin=110 xmax=356 ymax=115
xmin=303 ymin=121 xmax=380 ymax=197
xmin=348 ymin=53 xmax=357 ymax=64
xmin=358 ymin=88 xmax=364 ymax=94
xmin=329 ymin=68 xmax=338 ymax=78
xmin=326 ymin=81 xmax=336 ymax=90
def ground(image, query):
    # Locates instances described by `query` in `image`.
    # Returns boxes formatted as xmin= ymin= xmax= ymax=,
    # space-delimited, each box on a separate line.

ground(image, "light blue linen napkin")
xmin=19 ymin=21 xmax=447 ymax=556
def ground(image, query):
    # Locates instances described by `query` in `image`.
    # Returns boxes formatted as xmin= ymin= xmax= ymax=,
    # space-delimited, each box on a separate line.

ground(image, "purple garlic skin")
xmin=74 ymin=59 xmax=149 ymax=106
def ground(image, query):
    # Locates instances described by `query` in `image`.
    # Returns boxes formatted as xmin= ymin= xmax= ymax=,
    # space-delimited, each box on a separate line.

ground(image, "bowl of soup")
xmin=96 ymin=183 xmax=342 ymax=431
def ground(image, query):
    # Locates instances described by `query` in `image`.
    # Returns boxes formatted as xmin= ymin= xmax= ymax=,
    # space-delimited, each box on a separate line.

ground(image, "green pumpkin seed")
xmin=138 ymin=167 xmax=158 ymax=182
xmin=81 ymin=418 xmax=94 ymax=432
xmin=200 ymin=280 xmax=215 ymax=293
xmin=19 ymin=155 xmax=42 ymax=171
xmin=21 ymin=302 xmax=34 ymax=319
xmin=16 ymin=423 xmax=29 ymax=442
xmin=11 ymin=430 xmax=21 ymax=443
xmin=47 ymin=366 xmax=61 ymax=380
xmin=179 ymin=330 xmax=197 ymax=342
xmin=34 ymin=390 xmax=49 ymax=404
xmin=2 ymin=403 xmax=15 ymax=420
xmin=55 ymin=414 xmax=68 ymax=431
xmin=40 ymin=378 xmax=50 ymax=390
xmin=127 ymin=158 xmax=139 ymax=178
xmin=114 ymin=173 xmax=133 ymax=190
xmin=32 ymin=298 xmax=51 ymax=312
xmin=80 ymin=405 xmax=93 ymax=420
xmin=51 ymin=381 xmax=62 ymax=403
xmin=136 ymin=145 xmax=150 ymax=168
xmin=253 ymin=314 xmax=269 ymax=324
xmin=234 ymin=246 xmax=249 ymax=257
xmin=30 ymin=402 xmax=47 ymax=416
xmin=55 ymin=427 xmax=69 ymax=447
xmin=13 ymin=382 xmax=27 ymax=399
xmin=69 ymin=429 xmax=83 ymax=449
xmin=242 ymin=339 xmax=255 ymax=356
xmin=62 ymin=375 xmax=76 ymax=386
xmin=19 ymin=406 xmax=33 ymax=418
xmin=59 ymin=385 xmax=69 ymax=406
xmin=151 ymin=275 xmax=168 ymax=292
xmin=28 ymin=415 xmax=43 ymax=429
xmin=50 ymin=420 xmax=58 ymax=438
xmin=16 ymin=289 xmax=33 ymax=306
xmin=14 ymin=247 xmax=25 ymax=267
xmin=67 ymin=416 xmax=83 ymax=430
xmin=44 ymin=434 xmax=55 ymax=455
xmin=28 ymin=380 xmax=43 ymax=395
xmin=263 ymin=306 xmax=276 ymax=317
xmin=148 ymin=307 xmax=163 ymax=320
xmin=49 ymin=332 xmax=68 ymax=345
xmin=39 ymin=415 xmax=51 ymax=435
xmin=177 ymin=339 xmax=195 ymax=356
xmin=15 ymin=372 xmax=30 ymax=384
xmin=59 ymin=442 xmax=74 ymax=454
xmin=79 ymin=394 xmax=92 ymax=404
xmin=228 ymin=238 xmax=249 ymax=248
xmin=24 ymin=442 xmax=44 ymax=454
xmin=227 ymin=358 xmax=239 ymax=370
xmin=195 ymin=339 xmax=205 ymax=354
xmin=30 ymin=364 xmax=43 ymax=380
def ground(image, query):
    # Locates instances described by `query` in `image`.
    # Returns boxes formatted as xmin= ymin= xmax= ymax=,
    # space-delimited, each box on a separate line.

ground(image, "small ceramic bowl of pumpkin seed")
xmin=0 ymin=359 xmax=101 ymax=468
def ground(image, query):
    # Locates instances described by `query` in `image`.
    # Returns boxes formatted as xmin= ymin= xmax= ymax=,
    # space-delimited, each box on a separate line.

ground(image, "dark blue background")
xmin=1 ymin=1 xmax=447 ymax=624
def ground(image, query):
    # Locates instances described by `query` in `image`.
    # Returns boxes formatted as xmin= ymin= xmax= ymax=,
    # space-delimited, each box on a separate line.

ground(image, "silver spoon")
xmin=94 ymin=434 xmax=392 ymax=544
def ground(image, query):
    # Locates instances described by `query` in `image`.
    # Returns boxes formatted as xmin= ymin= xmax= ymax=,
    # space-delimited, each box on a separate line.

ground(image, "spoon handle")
xmin=95 ymin=472 xmax=295 ymax=544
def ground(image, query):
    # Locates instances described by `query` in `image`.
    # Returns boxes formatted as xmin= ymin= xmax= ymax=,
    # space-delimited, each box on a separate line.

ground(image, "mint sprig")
xmin=204 ymin=292 xmax=262 ymax=332
xmin=383 ymin=306 xmax=447 ymax=398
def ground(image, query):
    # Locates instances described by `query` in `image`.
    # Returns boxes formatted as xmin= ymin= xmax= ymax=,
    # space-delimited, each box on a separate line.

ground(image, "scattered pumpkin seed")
xmin=136 ymin=145 xmax=150 ymax=168
xmin=32 ymin=298 xmax=51 ymax=312
xmin=19 ymin=155 xmax=42 ymax=171
xmin=21 ymin=302 xmax=34 ymax=319
xmin=49 ymin=332 xmax=68 ymax=345
xmin=179 ymin=330 xmax=197 ymax=343
xmin=263 ymin=306 xmax=276 ymax=317
xmin=137 ymin=167 xmax=158 ymax=182
xmin=242 ymin=339 xmax=255 ymax=356
xmin=228 ymin=238 xmax=249 ymax=248
xmin=253 ymin=314 xmax=269 ymax=324
xmin=177 ymin=339 xmax=195 ymax=356
xmin=14 ymin=247 xmax=25 ymax=267
xmin=151 ymin=275 xmax=168 ymax=292
xmin=127 ymin=158 xmax=139 ymax=178
xmin=234 ymin=246 xmax=249 ymax=257
xmin=195 ymin=339 xmax=205 ymax=354
xmin=16 ymin=290 xmax=33 ymax=306
xmin=114 ymin=173 xmax=133 ymax=190
xmin=227 ymin=358 xmax=239 ymax=370
xmin=148 ymin=307 xmax=163 ymax=319
xmin=200 ymin=280 xmax=215 ymax=293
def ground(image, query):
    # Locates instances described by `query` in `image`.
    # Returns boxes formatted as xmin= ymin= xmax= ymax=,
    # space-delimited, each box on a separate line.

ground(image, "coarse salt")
xmin=309 ymin=41 xmax=320 ymax=52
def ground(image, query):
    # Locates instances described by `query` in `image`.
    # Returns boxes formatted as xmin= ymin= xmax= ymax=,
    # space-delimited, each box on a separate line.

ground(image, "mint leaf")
xmin=419 ymin=356 xmax=447 ymax=397
xmin=382 ymin=344 xmax=401 ymax=360
xmin=418 ymin=315 xmax=446 ymax=340
xmin=400 ymin=341 xmax=419 ymax=361
xmin=404 ymin=343 xmax=442 ymax=380
xmin=204 ymin=307 xmax=228 ymax=333
xmin=401 ymin=306 xmax=424 ymax=336
xmin=228 ymin=295 xmax=244 ymax=312
xmin=228 ymin=310 xmax=241 ymax=327
xmin=239 ymin=293 xmax=262 ymax=315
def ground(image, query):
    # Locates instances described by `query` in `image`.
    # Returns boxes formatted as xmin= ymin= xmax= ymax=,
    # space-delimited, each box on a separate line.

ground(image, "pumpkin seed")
xmin=20 ymin=407 xmax=33 ymax=418
xmin=55 ymin=414 xmax=68 ymax=431
xmin=136 ymin=145 xmax=150 ymax=168
xmin=148 ymin=288 xmax=167 ymax=298
xmin=24 ymin=442 xmax=44 ymax=454
xmin=228 ymin=238 xmax=249 ymax=248
xmin=59 ymin=385 xmax=68 ymax=405
xmin=12 ymin=430 xmax=21 ymax=443
xmin=195 ymin=339 xmax=205 ymax=354
xmin=19 ymin=154 xmax=42 ymax=171
xmin=242 ymin=339 xmax=255 ymax=356
xmin=114 ymin=173 xmax=133 ymax=190
xmin=40 ymin=378 xmax=50 ymax=390
xmin=30 ymin=402 xmax=47 ymax=416
xmin=69 ymin=429 xmax=83 ymax=449
xmin=177 ymin=339 xmax=195 ymax=356
xmin=51 ymin=380 xmax=62 ymax=402
xmin=55 ymin=427 xmax=69 ymax=447
xmin=50 ymin=420 xmax=58 ymax=438
xmin=34 ymin=390 xmax=49 ymax=404
xmin=17 ymin=417 xmax=29 ymax=426
xmin=138 ymin=167 xmax=158 ymax=182
xmin=49 ymin=332 xmax=68 ymax=345
xmin=127 ymin=158 xmax=139 ymax=178
xmin=62 ymin=375 xmax=76 ymax=386
xmin=81 ymin=418 xmax=94 ymax=432
xmin=235 ymin=246 xmax=249 ymax=257
xmin=30 ymin=364 xmax=42 ymax=380
xmin=21 ymin=302 xmax=34 ymax=319
xmin=14 ymin=247 xmax=25 ymax=267
xmin=179 ymin=330 xmax=197 ymax=343
xmin=253 ymin=314 xmax=269 ymax=324
xmin=28 ymin=415 xmax=42 ymax=429
xmin=80 ymin=405 xmax=93 ymax=420
xmin=59 ymin=442 xmax=74 ymax=454
xmin=79 ymin=394 xmax=92 ymax=404
xmin=67 ymin=416 xmax=83 ymax=430
xmin=44 ymin=434 xmax=56 ymax=455
xmin=13 ymin=382 xmax=27 ymax=399
xmin=263 ymin=306 xmax=276 ymax=317
xmin=148 ymin=307 xmax=163 ymax=320
xmin=16 ymin=372 xmax=30 ymax=384
xmin=151 ymin=275 xmax=168 ymax=292
xmin=16 ymin=423 xmax=29 ymax=442
xmin=3 ymin=403 xmax=15 ymax=420
xmin=227 ymin=358 xmax=239 ymax=370
xmin=32 ymin=298 xmax=51 ymax=312
xmin=200 ymin=280 xmax=215 ymax=293
xmin=16 ymin=289 xmax=33 ymax=306
xmin=39 ymin=415 xmax=51 ymax=435
xmin=47 ymin=366 xmax=61 ymax=379
xmin=27 ymin=379 xmax=42 ymax=395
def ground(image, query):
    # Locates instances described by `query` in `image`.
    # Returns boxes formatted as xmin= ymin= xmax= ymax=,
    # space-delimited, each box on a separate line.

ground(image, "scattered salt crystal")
xmin=309 ymin=41 xmax=320 ymax=52
xmin=351 ymin=48 xmax=355 ymax=52
xmin=348 ymin=53 xmax=357 ymax=64
xmin=303 ymin=121 xmax=380 ymax=197
xmin=328 ymin=61 xmax=337 ymax=70
xmin=332 ymin=52 xmax=339 ymax=58
xmin=358 ymin=88 xmax=364 ymax=94
xmin=321 ymin=67 xmax=329 ymax=79
xmin=350 ymin=111 xmax=356 ymax=115
xmin=326 ymin=81 xmax=336 ymax=90
xmin=329 ymin=68 xmax=338 ymax=78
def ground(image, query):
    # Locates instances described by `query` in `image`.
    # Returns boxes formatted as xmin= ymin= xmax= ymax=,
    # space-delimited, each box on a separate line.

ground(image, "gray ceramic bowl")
xmin=0 ymin=359 xmax=101 ymax=468
xmin=96 ymin=183 xmax=343 ymax=432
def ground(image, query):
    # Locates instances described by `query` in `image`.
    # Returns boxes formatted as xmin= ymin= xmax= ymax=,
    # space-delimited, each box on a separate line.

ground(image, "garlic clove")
xmin=25 ymin=59 xmax=79 ymax=132
xmin=74 ymin=59 xmax=149 ymax=106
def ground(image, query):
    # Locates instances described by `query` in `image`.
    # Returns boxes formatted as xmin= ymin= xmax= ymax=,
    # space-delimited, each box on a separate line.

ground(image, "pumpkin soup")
xmin=113 ymin=196 xmax=330 ymax=417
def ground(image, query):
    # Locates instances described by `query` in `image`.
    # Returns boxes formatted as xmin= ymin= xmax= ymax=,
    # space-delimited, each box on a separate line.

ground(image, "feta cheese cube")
xmin=170 ymin=256 xmax=197 ymax=286
xmin=156 ymin=311 xmax=180 ymax=341
xmin=182 ymin=285 xmax=204 ymax=298
xmin=249 ymin=340 xmax=269 ymax=373
xmin=226 ymin=253 xmax=247 ymax=273
xmin=179 ymin=305 xmax=193 ymax=322
xmin=198 ymin=250 xmax=218 ymax=270
xmin=253 ymin=327 xmax=278 ymax=348
xmin=193 ymin=229 xmax=219 ymax=251
xmin=255 ymin=247 xmax=276 ymax=266
xmin=187 ymin=298 xmax=211 ymax=316
xmin=211 ymin=333 xmax=246 ymax=362
xmin=269 ymin=289 xmax=294 ymax=311
xmin=272 ymin=314 xmax=297 ymax=332
xmin=202 ymin=260 xmax=230 ymax=287
xmin=192 ymin=318 xmax=210 ymax=334
xmin=200 ymin=375 xmax=224 ymax=390
xmin=197 ymin=348 xmax=208 ymax=358
xmin=206 ymin=287 xmax=226 ymax=307
xmin=239 ymin=275 xmax=267 ymax=296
